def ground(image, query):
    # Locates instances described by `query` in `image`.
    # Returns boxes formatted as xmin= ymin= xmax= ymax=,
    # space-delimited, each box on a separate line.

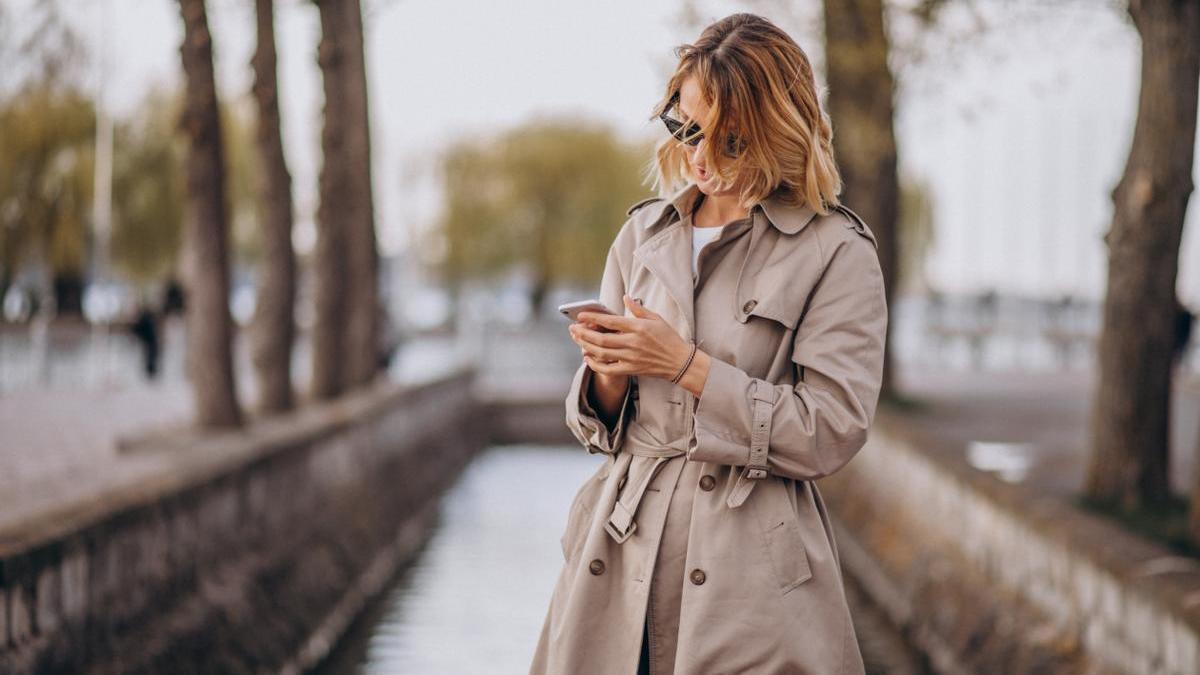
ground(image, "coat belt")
xmin=604 ymin=425 xmax=686 ymax=544
xmin=604 ymin=381 xmax=778 ymax=544
xmin=604 ymin=446 xmax=684 ymax=544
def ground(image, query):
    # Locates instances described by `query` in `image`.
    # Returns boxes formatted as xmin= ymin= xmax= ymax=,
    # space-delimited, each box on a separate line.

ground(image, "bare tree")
xmin=311 ymin=0 xmax=380 ymax=398
xmin=250 ymin=0 xmax=297 ymax=413
xmin=175 ymin=0 xmax=243 ymax=427
xmin=1085 ymin=0 xmax=1199 ymax=514
xmin=822 ymin=0 xmax=902 ymax=401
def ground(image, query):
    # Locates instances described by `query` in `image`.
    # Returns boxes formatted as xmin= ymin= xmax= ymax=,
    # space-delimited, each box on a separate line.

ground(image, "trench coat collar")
xmin=641 ymin=182 xmax=819 ymax=236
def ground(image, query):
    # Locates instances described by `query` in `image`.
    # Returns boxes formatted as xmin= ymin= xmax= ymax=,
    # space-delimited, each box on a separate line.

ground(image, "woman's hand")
xmin=569 ymin=294 xmax=697 ymax=382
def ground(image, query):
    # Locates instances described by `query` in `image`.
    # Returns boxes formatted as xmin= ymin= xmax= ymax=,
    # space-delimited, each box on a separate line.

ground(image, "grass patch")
xmin=880 ymin=390 xmax=929 ymax=414
xmin=1076 ymin=492 xmax=1199 ymax=558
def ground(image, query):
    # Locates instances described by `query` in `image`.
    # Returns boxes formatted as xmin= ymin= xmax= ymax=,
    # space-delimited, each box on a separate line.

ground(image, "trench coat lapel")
xmin=629 ymin=183 xmax=821 ymax=343
xmin=632 ymin=224 xmax=696 ymax=340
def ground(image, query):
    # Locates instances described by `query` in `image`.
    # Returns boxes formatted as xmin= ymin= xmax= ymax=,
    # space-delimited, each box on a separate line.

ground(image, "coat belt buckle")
xmin=604 ymin=518 xmax=637 ymax=543
xmin=745 ymin=466 xmax=768 ymax=480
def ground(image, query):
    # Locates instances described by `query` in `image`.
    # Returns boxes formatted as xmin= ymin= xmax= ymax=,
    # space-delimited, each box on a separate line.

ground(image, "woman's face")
xmin=678 ymin=74 xmax=744 ymax=198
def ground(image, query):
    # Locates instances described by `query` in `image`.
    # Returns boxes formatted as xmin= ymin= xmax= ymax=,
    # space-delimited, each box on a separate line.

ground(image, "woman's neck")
xmin=693 ymin=191 xmax=749 ymax=228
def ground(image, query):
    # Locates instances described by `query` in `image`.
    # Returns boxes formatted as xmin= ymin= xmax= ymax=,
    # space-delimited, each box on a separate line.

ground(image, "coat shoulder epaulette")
xmin=832 ymin=203 xmax=878 ymax=250
xmin=625 ymin=196 xmax=664 ymax=217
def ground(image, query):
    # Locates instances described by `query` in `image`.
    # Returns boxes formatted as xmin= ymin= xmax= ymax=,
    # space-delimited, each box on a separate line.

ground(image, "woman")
xmin=530 ymin=13 xmax=887 ymax=675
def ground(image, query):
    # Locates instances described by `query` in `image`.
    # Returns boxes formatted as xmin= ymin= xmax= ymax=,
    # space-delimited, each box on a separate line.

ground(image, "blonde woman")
xmin=531 ymin=13 xmax=887 ymax=675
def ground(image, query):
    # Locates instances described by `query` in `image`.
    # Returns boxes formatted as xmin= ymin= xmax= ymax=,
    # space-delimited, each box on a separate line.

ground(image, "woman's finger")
xmin=586 ymin=342 xmax=630 ymax=364
xmin=580 ymin=343 xmax=618 ymax=364
xmin=581 ymin=312 xmax=640 ymax=333
xmin=585 ymin=354 xmax=631 ymax=374
xmin=575 ymin=324 xmax=635 ymax=349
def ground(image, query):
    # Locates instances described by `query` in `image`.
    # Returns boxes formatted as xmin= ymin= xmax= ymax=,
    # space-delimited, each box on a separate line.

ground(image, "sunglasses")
xmin=658 ymin=92 xmax=746 ymax=158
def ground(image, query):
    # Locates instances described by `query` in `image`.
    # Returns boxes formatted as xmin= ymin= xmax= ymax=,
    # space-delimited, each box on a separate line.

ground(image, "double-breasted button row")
xmin=690 ymin=568 xmax=707 ymax=585
xmin=589 ymin=559 xmax=606 ymax=575
xmin=699 ymin=475 xmax=716 ymax=491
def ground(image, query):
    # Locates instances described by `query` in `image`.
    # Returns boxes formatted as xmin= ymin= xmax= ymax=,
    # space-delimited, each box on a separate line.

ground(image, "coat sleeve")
xmin=687 ymin=232 xmax=887 ymax=480
xmin=564 ymin=234 xmax=638 ymax=456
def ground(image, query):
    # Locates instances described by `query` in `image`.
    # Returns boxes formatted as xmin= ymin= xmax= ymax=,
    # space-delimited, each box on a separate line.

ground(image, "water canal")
xmin=313 ymin=445 xmax=598 ymax=674
xmin=313 ymin=444 xmax=926 ymax=674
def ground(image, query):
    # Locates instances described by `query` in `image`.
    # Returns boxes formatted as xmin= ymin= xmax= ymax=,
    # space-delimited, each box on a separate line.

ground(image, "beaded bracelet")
xmin=671 ymin=341 xmax=698 ymax=384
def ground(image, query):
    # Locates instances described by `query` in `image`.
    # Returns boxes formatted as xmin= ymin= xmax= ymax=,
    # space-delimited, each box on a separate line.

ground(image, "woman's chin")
xmin=695 ymin=173 xmax=731 ymax=195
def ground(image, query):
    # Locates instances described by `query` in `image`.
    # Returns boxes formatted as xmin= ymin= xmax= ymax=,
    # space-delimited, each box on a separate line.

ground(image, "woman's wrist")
xmin=589 ymin=370 xmax=630 ymax=425
xmin=675 ymin=348 xmax=710 ymax=398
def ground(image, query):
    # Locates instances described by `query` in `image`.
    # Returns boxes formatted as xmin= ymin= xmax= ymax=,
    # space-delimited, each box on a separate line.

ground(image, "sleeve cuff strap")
xmin=689 ymin=355 xmax=755 ymax=466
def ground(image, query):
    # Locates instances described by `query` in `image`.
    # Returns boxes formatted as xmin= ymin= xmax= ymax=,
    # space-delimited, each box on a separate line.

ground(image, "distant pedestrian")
xmin=129 ymin=304 xmax=161 ymax=379
xmin=163 ymin=278 xmax=186 ymax=317
xmin=1174 ymin=296 xmax=1195 ymax=372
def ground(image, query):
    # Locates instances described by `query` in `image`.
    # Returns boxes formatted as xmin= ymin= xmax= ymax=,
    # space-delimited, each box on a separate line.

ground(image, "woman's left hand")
xmin=569 ymin=294 xmax=694 ymax=380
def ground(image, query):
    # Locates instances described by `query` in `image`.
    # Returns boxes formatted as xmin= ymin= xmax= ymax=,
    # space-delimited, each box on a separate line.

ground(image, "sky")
xmin=20 ymin=0 xmax=1200 ymax=303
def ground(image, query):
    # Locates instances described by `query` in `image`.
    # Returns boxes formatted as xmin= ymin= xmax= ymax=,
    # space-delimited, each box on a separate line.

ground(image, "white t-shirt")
xmin=692 ymin=224 xmax=725 ymax=278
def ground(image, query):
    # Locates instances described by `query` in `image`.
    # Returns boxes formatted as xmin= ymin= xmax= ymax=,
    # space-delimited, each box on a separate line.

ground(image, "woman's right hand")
xmin=569 ymin=320 xmax=631 ymax=421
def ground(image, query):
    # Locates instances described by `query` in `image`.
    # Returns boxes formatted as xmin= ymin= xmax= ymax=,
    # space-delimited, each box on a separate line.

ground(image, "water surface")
xmin=316 ymin=444 xmax=602 ymax=674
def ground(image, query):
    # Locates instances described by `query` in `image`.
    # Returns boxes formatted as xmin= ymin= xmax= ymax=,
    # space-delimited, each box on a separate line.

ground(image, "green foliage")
xmin=432 ymin=117 xmax=653 ymax=294
xmin=110 ymin=87 xmax=185 ymax=284
xmin=222 ymin=97 xmax=263 ymax=268
xmin=898 ymin=173 xmax=936 ymax=294
xmin=0 ymin=81 xmax=265 ymax=290
xmin=0 ymin=83 xmax=95 ymax=285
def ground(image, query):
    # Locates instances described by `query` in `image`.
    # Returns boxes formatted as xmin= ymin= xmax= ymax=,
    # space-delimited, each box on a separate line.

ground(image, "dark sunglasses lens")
xmin=662 ymin=117 xmax=698 ymax=146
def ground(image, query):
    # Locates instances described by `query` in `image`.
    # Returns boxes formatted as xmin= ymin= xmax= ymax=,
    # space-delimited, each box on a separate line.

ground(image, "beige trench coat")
xmin=530 ymin=181 xmax=887 ymax=675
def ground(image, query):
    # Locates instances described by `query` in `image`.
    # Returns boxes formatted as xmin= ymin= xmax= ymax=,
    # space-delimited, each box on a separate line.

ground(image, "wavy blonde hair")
xmin=646 ymin=13 xmax=842 ymax=215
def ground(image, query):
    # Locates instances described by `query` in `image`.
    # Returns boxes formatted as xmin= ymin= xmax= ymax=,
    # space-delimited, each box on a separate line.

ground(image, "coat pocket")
xmin=753 ymin=480 xmax=814 ymax=594
xmin=764 ymin=518 xmax=813 ymax=594
xmin=560 ymin=463 xmax=608 ymax=562
xmin=726 ymin=295 xmax=804 ymax=379
xmin=560 ymin=497 xmax=592 ymax=562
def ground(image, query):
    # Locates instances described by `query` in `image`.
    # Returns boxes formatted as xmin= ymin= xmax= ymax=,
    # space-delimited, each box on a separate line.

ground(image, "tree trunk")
xmin=310 ymin=0 xmax=351 ymax=398
xmin=311 ymin=0 xmax=380 ymax=397
xmin=175 ymin=0 xmax=242 ymax=428
xmin=339 ymin=0 xmax=381 ymax=388
xmin=1086 ymin=0 xmax=1199 ymax=513
xmin=250 ymin=0 xmax=296 ymax=414
xmin=311 ymin=0 xmax=379 ymax=399
xmin=821 ymin=0 xmax=901 ymax=401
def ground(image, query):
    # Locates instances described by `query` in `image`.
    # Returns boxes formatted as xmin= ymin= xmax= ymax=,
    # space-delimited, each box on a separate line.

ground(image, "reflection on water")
xmin=317 ymin=444 xmax=603 ymax=675
xmin=966 ymin=440 xmax=1035 ymax=482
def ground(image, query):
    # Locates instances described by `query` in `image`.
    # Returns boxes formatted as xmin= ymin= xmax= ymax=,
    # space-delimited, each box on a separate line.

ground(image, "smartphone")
xmin=558 ymin=299 xmax=617 ymax=331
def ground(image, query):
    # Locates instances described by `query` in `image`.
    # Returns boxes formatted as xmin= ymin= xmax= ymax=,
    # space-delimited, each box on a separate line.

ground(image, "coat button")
xmin=690 ymin=568 xmax=706 ymax=585
xmin=742 ymin=299 xmax=757 ymax=314
xmin=699 ymin=475 xmax=716 ymax=491
xmin=589 ymin=559 xmax=606 ymax=575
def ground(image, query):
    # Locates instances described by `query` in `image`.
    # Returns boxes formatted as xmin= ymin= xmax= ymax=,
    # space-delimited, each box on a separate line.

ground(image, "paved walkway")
xmin=0 ymin=381 xmax=194 ymax=534
xmin=0 ymin=334 xmax=477 ymax=541
xmin=893 ymin=366 xmax=1200 ymax=498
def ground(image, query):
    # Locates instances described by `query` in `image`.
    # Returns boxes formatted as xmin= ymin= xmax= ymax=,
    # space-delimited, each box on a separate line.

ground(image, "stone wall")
xmin=0 ymin=368 xmax=485 ymax=675
xmin=821 ymin=407 xmax=1200 ymax=675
